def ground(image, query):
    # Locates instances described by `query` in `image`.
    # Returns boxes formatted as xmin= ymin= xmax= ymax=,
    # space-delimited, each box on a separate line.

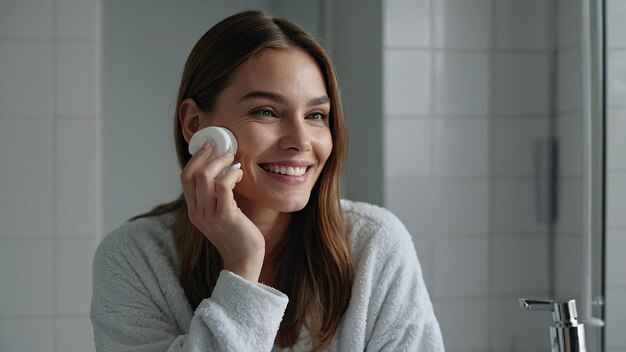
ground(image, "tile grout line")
xmin=384 ymin=45 xmax=560 ymax=55
xmin=51 ymin=0 xmax=59 ymax=350
xmin=96 ymin=0 xmax=103 ymax=244
xmin=428 ymin=0 xmax=437 ymax=304
xmin=428 ymin=0 xmax=436 ymax=184
xmin=426 ymin=0 xmax=438 ymax=298
xmin=487 ymin=0 xmax=497 ymax=348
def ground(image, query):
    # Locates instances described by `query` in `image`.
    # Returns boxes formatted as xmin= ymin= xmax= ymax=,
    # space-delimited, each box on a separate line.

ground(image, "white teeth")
xmin=262 ymin=164 xmax=307 ymax=176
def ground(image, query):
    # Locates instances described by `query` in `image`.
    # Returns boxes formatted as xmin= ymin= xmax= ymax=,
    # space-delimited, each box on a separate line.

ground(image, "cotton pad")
xmin=188 ymin=126 xmax=238 ymax=164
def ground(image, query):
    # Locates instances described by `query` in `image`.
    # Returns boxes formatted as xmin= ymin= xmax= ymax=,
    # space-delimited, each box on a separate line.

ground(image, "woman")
xmin=91 ymin=10 xmax=443 ymax=352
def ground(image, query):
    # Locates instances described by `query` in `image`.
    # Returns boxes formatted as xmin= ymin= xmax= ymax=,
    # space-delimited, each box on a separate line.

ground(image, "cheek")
xmin=233 ymin=131 xmax=269 ymax=166
xmin=316 ymin=130 xmax=333 ymax=164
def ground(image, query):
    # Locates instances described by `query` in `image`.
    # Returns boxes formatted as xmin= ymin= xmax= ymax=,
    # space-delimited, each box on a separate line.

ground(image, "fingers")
xmin=180 ymin=143 xmax=215 ymax=211
xmin=181 ymin=142 xmax=236 ymax=220
xmin=193 ymin=152 xmax=237 ymax=216
xmin=215 ymin=166 xmax=243 ymax=220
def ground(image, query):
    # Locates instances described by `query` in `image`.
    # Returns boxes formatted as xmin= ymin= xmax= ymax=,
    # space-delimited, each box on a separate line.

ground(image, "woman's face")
xmin=199 ymin=48 xmax=333 ymax=214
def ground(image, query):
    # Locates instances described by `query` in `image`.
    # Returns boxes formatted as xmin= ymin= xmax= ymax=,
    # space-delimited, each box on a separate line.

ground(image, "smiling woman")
xmin=179 ymin=49 xmax=334 ymax=215
xmin=90 ymin=10 xmax=443 ymax=352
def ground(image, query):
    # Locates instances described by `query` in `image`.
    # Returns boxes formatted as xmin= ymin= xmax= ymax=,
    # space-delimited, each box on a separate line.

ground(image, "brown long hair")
xmin=130 ymin=10 xmax=353 ymax=350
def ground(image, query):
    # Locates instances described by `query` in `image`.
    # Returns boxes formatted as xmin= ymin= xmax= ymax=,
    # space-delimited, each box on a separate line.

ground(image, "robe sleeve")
xmin=90 ymin=229 xmax=288 ymax=352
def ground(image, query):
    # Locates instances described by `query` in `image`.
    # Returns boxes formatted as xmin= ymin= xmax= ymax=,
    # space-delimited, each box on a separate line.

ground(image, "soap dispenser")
xmin=519 ymin=298 xmax=586 ymax=352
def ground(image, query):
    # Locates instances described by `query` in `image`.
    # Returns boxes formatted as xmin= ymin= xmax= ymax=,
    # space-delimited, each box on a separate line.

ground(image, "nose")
xmin=279 ymin=117 xmax=312 ymax=152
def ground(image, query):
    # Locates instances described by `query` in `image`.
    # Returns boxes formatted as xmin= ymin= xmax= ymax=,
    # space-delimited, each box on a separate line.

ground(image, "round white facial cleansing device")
xmin=188 ymin=126 xmax=238 ymax=163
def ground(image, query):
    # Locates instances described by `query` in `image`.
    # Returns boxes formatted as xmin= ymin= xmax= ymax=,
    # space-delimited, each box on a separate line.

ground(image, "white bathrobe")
xmin=91 ymin=200 xmax=444 ymax=351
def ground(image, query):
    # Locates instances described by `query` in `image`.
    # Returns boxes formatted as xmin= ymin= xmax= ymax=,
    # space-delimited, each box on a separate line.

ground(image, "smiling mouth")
xmin=260 ymin=164 xmax=308 ymax=176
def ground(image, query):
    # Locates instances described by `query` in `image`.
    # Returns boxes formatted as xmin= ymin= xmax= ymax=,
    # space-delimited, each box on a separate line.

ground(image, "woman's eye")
xmin=251 ymin=108 xmax=275 ymax=117
xmin=308 ymin=112 xmax=327 ymax=120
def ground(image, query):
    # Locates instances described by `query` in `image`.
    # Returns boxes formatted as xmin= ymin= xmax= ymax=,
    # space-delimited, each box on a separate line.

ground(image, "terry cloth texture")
xmin=91 ymin=200 xmax=444 ymax=351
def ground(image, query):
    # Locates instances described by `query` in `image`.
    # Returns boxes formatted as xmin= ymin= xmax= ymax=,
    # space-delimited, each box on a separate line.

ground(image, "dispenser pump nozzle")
xmin=519 ymin=299 xmax=580 ymax=327
xmin=519 ymin=298 xmax=586 ymax=352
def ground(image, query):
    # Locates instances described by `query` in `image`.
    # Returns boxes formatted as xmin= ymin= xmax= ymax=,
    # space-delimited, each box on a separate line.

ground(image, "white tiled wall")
xmin=493 ymin=53 xmax=552 ymax=115
xmin=383 ymin=0 xmax=583 ymax=350
xmin=0 ymin=0 xmax=100 ymax=351
xmin=383 ymin=50 xmax=431 ymax=115
xmin=492 ymin=117 xmax=550 ymax=176
xmin=433 ymin=0 xmax=491 ymax=50
xmin=606 ymin=0 xmax=626 ymax=350
xmin=432 ymin=297 xmax=489 ymax=351
xmin=432 ymin=119 xmax=489 ymax=177
xmin=434 ymin=52 xmax=490 ymax=115
xmin=495 ymin=0 xmax=551 ymax=50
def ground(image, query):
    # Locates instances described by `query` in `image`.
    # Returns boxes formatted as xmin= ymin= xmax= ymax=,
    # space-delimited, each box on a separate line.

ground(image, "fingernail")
xmin=201 ymin=141 xmax=213 ymax=149
xmin=231 ymin=162 xmax=241 ymax=170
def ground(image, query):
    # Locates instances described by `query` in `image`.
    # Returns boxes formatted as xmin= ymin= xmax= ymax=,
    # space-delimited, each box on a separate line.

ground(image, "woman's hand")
xmin=180 ymin=142 xmax=265 ymax=283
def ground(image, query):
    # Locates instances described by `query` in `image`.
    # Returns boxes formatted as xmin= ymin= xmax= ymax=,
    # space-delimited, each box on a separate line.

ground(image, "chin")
xmin=234 ymin=182 xmax=316 ymax=214
xmin=272 ymin=197 xmax=310 ymax=213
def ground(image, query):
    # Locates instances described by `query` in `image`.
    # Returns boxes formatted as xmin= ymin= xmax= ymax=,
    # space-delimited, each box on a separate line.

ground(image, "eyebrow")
xmin=239 ymin=90 xmax=331 ymax=107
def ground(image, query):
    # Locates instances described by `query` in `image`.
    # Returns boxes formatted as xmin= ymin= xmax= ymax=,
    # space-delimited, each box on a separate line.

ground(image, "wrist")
xmin=223 ymin=253 xmax=264 ymax=283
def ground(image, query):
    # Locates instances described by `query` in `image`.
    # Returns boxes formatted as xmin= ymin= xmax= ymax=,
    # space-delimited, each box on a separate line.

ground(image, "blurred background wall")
xmin=1 ymin=0 xmax=100 ymax=350
xmin=606 ymin=0 xmax=626 ymax=350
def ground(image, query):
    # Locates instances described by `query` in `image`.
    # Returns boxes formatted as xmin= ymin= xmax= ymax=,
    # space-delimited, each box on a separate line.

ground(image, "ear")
xmin=179 ymin=98 xmax=202 ymax=144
